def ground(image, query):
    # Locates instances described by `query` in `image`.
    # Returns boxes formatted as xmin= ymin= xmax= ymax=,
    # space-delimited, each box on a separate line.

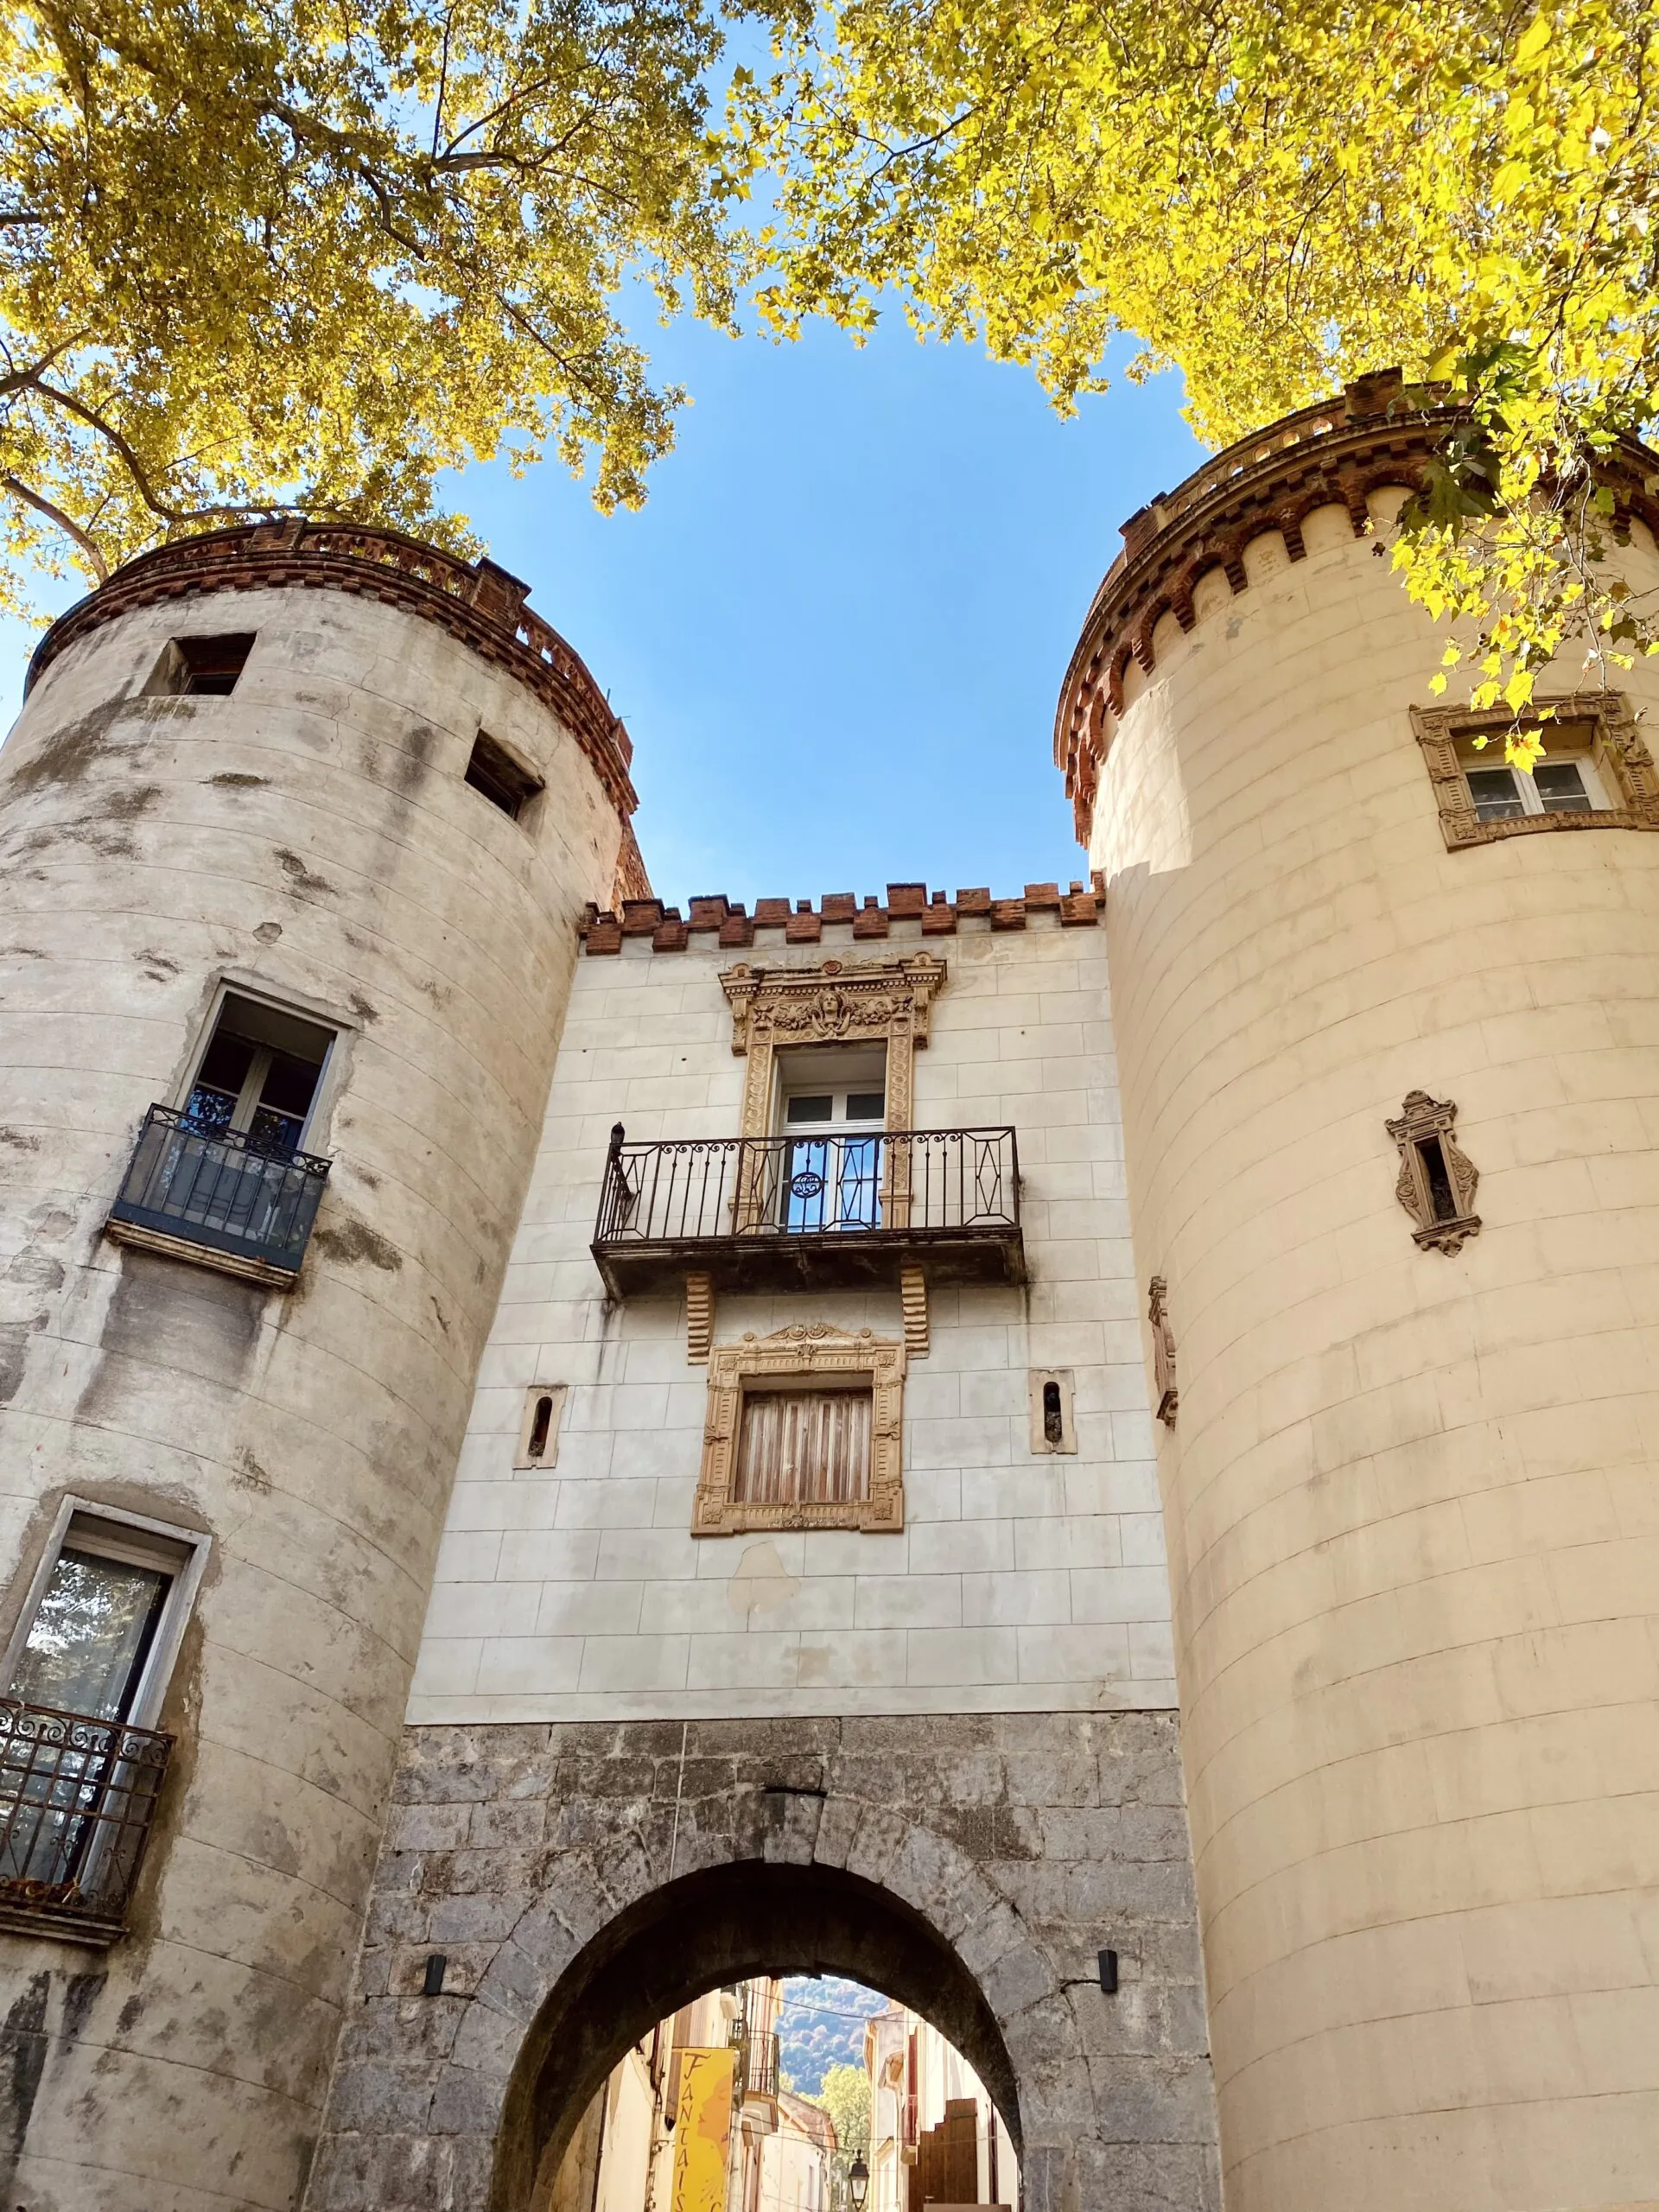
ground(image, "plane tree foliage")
xmin=5 ymin=0 xmax=1659 ymax=765
xmin=802 ymin=2061 xmax=871 ymax=2165
xmin=737 ymin=0 xmax=1659 ymax=763
xmin=0 ymin=0 xmax=744 ymax=609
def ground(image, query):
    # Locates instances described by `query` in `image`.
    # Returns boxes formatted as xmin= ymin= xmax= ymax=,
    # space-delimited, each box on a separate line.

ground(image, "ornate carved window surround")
xmin=1147 ymin=1278 xmax=1179 ymax=1428
xmin=693 ymin=1325 xmax=906 ymax=1536
xmin=721 ymin=955 xmax=947 ymax=1138
xmin=1412 ymin=692 xmax=1659 ymax=850
xmin=1387 ymin=1091 xmax=1481 ymax=1255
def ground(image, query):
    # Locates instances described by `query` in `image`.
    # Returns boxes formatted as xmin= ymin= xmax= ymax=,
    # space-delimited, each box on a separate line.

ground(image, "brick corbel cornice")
xmin=28 ymin=519 xmax=639 ymax=825
xmin=1053 ymin=376 xmax=1659 ymax=845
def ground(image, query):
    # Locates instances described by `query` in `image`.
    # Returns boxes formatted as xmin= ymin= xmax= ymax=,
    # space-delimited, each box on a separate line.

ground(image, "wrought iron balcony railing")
xmin=730 ymin=2021 xmax=782 ymax=2107
xmin=106 ymin=1104 xmax=332 ymax=1286
xmin=0 ymin=1700 xmax=174 ymax=1944
xmin=593 ymin=1126 xmax=1023 ymax=1296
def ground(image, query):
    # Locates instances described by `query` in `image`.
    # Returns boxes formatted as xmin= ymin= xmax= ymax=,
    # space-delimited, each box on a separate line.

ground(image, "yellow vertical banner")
xmin=670 ymin=2047 xmax=736 ymax=2212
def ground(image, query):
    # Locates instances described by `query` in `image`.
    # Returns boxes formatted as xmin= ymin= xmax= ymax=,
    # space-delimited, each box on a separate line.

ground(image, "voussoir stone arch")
xmin=305 ymin=1713 xmax=1218 ymax=2212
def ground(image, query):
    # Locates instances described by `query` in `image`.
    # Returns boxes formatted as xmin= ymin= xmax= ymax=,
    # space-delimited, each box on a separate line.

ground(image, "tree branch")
xmin=1 ymin=474 xmax=111 ymax=582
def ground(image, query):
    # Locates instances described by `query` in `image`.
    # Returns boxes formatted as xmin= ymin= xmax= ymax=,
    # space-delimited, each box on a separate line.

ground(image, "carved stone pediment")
xmin=721 ymin=957 xmax=944 ymax=1053
xmin=721 ymin=957 xmax=946 ymax=1140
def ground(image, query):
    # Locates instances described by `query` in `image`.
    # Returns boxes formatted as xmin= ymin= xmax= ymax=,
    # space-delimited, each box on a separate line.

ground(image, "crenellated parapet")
xmin=580 ymin=877 xmax=1104 ymax=951
xmin=29 ymin=518 xmax=639 ymax=823
xmin=1054 ymin=370 xmax=1659 ymax=842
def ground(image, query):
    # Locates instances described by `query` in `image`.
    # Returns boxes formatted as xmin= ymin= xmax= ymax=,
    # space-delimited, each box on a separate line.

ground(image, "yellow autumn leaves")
xmin=3 ymin=0 xmax=1657 ymax=730
xmin=0 ymin=0 xmax=743 ymax=610
xmin=737 ymin=0 xmax=1659 ymax=740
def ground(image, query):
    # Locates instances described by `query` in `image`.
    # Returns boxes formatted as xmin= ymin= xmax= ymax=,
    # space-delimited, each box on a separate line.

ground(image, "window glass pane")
xmin=259 ymin=1050 xmax=321 ymax=1119
xmin=248 ymin=1048 xmax=324 ymax=1151
xmin=845 ymin=1092 xmax=887 ymax=1122
xmin=735 ymin=1391 xmax=872 ymax=1505
xmin=785 ymin=1096 xmax=833 ymax=1124
xmin=1465 ymin=767 xmax=1525 ymax=821
xmin=1535 ymin=761 xmax=1593 ymax=813
xmin=781 ymin=1136 xmax=883 ymax=1230
xmin=10 ymin=1548 xmax=170 ymax=1721
xmin=184 ymin=1033 xmax=255 ymax=1131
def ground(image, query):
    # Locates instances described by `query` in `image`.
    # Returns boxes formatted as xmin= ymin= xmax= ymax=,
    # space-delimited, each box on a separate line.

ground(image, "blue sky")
xmin=0 ymin=320 xmax=1207 ymax=908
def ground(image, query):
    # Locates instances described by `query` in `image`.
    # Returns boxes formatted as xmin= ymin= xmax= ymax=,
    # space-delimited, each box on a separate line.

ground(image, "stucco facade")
xmin=6 ymin=377 xmax=1653 ymax=2212
xmin=0 ymin=531 xmax=630 ymax=2209
xmin=1065 ymin=384 xmax=1659 ymax=2210
xmin=413 ymin=907 xmax=1174 ymax=1722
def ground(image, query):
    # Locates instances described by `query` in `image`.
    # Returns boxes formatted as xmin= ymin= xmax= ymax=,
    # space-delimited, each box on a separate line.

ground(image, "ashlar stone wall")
xmin=307 ymin=1712 xmax=1219 ymax=2212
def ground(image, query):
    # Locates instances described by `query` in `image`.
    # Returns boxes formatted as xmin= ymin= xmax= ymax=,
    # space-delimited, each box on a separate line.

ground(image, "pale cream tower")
xmin=0 ymin=525 xmax=637 ymax=2209
xmin=1059 ymin=372 xmax=1659 ymax=2212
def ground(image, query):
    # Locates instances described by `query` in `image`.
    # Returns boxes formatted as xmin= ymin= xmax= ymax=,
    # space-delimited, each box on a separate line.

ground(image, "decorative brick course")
xmin=28 ymin=520 xmax=639 ymax=826
xmin=1052 ymin=372 xmax=1659 ymax=841
xmin=580 ymin=880 xmax=1104 ymax=954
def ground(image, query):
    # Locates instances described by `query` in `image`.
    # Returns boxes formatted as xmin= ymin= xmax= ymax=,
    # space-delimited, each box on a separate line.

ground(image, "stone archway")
xmin=304 ymin=1713 xmax=1219 ymax=2212
xmin=494 ymin=1859 xmax=1022 ymax=2209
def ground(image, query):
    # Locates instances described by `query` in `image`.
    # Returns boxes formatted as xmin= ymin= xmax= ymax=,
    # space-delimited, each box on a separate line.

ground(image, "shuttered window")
xmin=734 ymin=1389 xmax=871 ymax=1506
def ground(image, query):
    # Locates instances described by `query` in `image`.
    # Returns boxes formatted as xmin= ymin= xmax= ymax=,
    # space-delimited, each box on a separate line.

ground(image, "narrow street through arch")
xmin=543 ymin=1973 xmax=1017 ymax=2212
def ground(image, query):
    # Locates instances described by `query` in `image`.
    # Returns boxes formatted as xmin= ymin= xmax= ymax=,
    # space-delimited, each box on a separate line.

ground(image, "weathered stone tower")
xmin=0 ymin=525 xmax=637 ymax=2208
xmin=1058 ymin=375 xmax=1659 ymax=2210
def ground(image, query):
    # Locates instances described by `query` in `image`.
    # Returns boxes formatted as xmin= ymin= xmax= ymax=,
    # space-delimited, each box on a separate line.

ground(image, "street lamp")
xmin=849 ymin=2155 xmax=868 ymax=2211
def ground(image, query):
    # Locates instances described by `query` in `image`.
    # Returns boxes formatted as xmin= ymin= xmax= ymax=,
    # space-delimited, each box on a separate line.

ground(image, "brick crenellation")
xmin=581 ymin=876 xmax=1107 ymax=952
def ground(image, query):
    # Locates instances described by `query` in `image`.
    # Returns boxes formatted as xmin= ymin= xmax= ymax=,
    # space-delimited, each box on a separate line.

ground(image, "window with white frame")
xmin=1459 ymin=725 xmax=1611 ymax=823
xmin=775 ymin=1044 xmax=887 ymax=1231
xmin=3 ymin=1503 xmax=208 ymax=1729
xmin=181 ymin=990 xmax=335 ymax=1156
xmin=0 ymin=1503 xmax=207 ymax=1926
xmin=1413 ymin=695 xmax=1659 ymax=849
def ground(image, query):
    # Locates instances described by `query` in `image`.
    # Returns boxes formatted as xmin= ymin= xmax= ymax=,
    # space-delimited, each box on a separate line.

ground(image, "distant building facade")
xmin=2 ymin=374 xmax=1658 ymax=2212
xmin=548 ymin=1979 xmax=832 ymax=2212
xmin=864 ymin=2003 xmax=1015 ymax=2212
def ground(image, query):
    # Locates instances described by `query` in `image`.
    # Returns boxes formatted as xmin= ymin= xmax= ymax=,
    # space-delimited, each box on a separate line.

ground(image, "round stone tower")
xmin=1059 ymin=376 xmax=1659 ymax=2212
xmin=0 ymin=524 xmax=639 ymax=2208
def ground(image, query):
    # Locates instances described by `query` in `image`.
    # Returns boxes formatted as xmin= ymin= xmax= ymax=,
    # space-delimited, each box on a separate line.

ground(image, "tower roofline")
xmin=29 ymin=517 xmax=639 ymax=823
xmin=1053 ymin=369 xmax=1659 ymax=842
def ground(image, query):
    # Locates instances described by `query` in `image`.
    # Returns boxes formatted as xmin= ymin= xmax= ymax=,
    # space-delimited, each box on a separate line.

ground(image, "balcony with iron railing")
xmin=730 ymin=2018 xmax=782 ymax=2110
xmin=0 ymin=1699 xmax=173 ymax=1944
xmin=105 ymin=1103 xmax=332 ymax=1287
xmin=592 ymin=1125 xmax=1023 ymax=1297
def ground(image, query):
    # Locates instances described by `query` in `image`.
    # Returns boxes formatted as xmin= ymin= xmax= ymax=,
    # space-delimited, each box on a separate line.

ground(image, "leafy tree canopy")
xmin=6 ymin=0 xmax=1658 ymax=756
xmin=0 ymin=0 xmax=747 ymax=609
xmin=738 ymin=0 xmax=1659 ymax=763
xmin=802 ymin=2059 xmax=871 ymax=2163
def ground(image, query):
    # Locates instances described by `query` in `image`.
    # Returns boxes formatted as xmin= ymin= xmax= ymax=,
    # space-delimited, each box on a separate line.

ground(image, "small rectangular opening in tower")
xmin=465 ymin=730 xmax=542 ymax=820
xmin=514 ymin=1383 xmax=567 ymax=1470
xmin=149 ymin=633 xmax=256 ymax=698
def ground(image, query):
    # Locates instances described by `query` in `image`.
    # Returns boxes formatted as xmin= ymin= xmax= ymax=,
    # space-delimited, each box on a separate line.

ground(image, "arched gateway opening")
xmin=496 ymin=1861 xmax=1021 ymax=2208
xmin=306 ymin=1712 xmax=1217 ymax=2212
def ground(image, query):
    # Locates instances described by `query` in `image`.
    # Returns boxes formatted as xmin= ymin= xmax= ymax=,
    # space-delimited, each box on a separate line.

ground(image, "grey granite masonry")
xmin=307 ymin=1712 xmax=1219 ymax=2212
